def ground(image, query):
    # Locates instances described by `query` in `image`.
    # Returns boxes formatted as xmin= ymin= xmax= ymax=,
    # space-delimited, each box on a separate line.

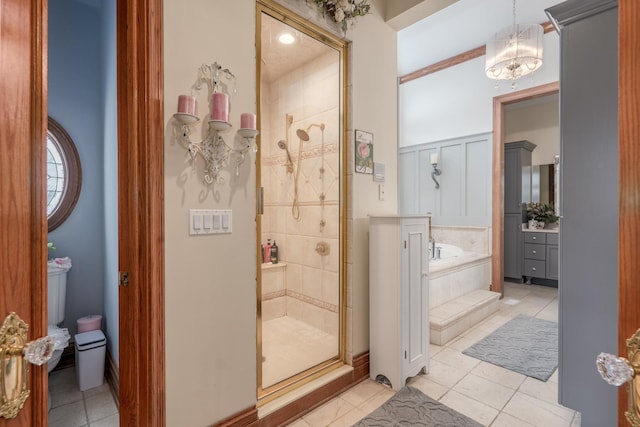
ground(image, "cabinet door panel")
xmin=504 ymin=214 xmax=523 ymax=279
xmin=546 ymin=245 xmax=559 ymax=280
xmin=405 ymin=225 xmax=427 ymax=371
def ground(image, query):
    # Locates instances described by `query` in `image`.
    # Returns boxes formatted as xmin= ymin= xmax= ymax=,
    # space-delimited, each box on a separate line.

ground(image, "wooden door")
xmin=0 ymin=0 xmax=165 ymax=424
xmin=116 ymin=0 xmax=165 ymax=424
xmin=0 ymin=0 xmax=48 ymax=425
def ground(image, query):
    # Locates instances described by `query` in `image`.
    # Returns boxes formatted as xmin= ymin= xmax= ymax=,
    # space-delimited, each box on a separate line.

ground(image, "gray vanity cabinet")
xmin=504 ymin=141 xmax=535 ymax=214
xmin=522 ymin=231 xmax=558 ymax=281
xmin=503 ymin=141 xmax=535 ymax=280
xmin=504 ymin=214 xmax=523 ymax=279
xmin=545 ymin=233 xmax=559 ymax=280
xmin=546 ymin=1 xmax=618 ymax=425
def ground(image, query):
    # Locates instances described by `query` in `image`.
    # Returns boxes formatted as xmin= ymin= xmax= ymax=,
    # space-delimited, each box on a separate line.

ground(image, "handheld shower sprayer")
xmin=277 ymin=140 xmax=294 ymax=174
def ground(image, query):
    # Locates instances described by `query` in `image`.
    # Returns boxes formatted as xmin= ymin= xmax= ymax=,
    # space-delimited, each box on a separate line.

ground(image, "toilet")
xmin=47 ymin=257 xmax=72 ymax=409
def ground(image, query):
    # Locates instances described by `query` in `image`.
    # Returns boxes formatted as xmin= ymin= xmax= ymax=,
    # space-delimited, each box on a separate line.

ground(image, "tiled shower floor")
xmin=48 ymin=367 xmax=118 ymax=427
xmin=262 ymin=316 xmax=339 ymax=388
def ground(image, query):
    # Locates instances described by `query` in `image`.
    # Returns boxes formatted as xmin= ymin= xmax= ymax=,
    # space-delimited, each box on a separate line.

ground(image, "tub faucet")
xmin=430 ymin=238 xmax=436 ymax=260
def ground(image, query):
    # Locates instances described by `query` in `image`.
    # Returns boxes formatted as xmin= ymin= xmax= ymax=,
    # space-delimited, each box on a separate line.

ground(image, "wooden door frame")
xmin=116 ymin=0 xmax=165 ymax=425
xmin=491 ymin=81 xmax=559 ymax=296
xmin=618 ymin=1 xmax=639 ymax=425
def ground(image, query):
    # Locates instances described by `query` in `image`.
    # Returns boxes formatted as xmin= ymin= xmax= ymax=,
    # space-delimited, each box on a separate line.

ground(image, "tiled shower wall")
xmin=261 ymin=50 xmax=340 ymax=336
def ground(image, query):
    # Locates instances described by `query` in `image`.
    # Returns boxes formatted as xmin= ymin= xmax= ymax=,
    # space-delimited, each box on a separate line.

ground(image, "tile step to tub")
xmin=429 ymin=289 xmax=500 ymax=346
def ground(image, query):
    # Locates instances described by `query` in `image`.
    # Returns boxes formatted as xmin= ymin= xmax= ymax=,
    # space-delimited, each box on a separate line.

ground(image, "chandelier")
xmin=485 ymin=0 xmax=543 ymax=86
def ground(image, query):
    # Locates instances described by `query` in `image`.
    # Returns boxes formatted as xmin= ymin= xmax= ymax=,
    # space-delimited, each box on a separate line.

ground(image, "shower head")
xmin=296 ymin=129 xmax=310 ymax=141
xmin=277 ymin=140 xmax=287 ymax=150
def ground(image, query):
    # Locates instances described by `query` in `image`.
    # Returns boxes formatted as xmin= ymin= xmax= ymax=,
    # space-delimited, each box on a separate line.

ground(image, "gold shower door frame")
xmin=255 ymin=0 xmax=348 ymax=403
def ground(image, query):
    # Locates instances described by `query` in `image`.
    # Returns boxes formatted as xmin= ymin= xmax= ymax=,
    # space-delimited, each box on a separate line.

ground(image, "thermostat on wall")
xmin=373 ymin=162 xmax=385 ymax=182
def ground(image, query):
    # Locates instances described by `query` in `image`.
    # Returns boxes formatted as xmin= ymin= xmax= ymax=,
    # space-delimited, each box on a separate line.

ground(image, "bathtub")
xmin=428 ymin=243 xmax=491 ymax=309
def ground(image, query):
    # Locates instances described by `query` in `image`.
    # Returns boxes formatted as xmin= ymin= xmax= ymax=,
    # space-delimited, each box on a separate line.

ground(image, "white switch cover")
xmin=203 ymin=214 xmax=212 ymax=229
xmin=193 ymin=214 xmax=202 ymax=230
xmin=378 ymin=184 xmax=385 ymax=201
xmin=190 ymin=209 xmax=232 ymax=235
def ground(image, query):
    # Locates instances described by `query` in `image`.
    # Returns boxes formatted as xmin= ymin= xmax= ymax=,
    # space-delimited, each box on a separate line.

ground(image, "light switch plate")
xmin=189 ymin=209 xmax=232 ymax=235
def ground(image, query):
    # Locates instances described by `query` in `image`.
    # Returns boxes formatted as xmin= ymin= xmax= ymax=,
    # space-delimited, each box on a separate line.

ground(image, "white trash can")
xmin=74 ymin=330 xmax=106 ymax=391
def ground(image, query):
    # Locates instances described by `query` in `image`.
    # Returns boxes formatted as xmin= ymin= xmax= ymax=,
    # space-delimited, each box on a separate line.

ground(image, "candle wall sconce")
xmin=173 ymin=62 xmax=258 ymax=185
xmin=430 ymin=152 xmax=442 ymax=189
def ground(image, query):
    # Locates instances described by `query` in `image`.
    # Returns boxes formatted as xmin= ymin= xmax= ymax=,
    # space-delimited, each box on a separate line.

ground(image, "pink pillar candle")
xmin=240 ymin=113 xmax=256 ymax=130
xmin=211 ymin=92 xmax=229 ymax=122
xmin=177 ymin=95 xmax=197 ymax=115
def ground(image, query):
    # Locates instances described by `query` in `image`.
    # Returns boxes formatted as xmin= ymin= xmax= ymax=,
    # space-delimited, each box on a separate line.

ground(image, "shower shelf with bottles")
xmin=172 ymin=61 xmax=259 ymax=185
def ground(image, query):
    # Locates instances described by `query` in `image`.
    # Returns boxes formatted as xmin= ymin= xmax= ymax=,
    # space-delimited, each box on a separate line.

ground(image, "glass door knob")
xmin=597 ymin=352 xmax=636 ymax=386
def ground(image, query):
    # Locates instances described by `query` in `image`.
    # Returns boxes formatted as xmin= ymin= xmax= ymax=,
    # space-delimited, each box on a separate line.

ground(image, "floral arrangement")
xmin=308 ymin=0 xmax=371 ymax=32
xmin=526 ymin=202 xmax=559 ymax=224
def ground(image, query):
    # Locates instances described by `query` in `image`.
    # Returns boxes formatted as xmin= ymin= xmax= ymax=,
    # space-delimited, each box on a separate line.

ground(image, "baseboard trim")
xmin=105 ymin=348 xmax=119 ymax=409
xmin=214 ymin=407 xmax=259 ymax=427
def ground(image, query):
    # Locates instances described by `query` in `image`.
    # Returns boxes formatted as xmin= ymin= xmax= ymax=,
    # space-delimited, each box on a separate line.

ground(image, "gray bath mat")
xmin=462 ymin=314 xmax=558 ymax=381
xmin=352 ymin=386 xmax=482 ymax=427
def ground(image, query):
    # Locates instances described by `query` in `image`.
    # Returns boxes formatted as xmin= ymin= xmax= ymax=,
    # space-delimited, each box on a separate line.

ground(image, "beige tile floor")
xmin=288 ymin=281 xmax=582 ymax=427
xmin=48 ymin=366 xmax=118 ymax=427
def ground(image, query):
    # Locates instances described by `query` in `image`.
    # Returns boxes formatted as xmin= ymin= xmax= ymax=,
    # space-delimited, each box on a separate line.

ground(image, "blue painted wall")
xmin=48 ymin=0 xmax=118 ymax=365
xmin=101 ymin=0 xmax=119 ymax=365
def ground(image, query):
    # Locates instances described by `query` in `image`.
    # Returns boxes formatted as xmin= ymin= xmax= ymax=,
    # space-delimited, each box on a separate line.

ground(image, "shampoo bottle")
xmin=264 ymin=239 xmax=272 ymax=264
xmin=270 ymin=240 xmax=279 ymax=264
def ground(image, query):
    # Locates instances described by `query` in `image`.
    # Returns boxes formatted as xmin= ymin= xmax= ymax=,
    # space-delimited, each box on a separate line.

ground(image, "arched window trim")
xmin=47 ymin=116 xmax=82 ymax=232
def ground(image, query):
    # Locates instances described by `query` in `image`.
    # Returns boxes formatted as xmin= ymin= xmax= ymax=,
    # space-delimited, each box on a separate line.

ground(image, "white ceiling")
xmin=397 ymin=0 xmax=561 ymax=76
xmin=261 ymin=13 xmax=333 ymax=83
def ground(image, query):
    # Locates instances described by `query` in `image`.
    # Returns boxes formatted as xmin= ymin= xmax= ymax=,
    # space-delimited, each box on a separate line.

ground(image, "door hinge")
xmin=119 ymin=271 xmax=130 ymax=287
xmin=404 ymin=240 xmax=407 ymax=249
xmin=404 ymin=350 xmax=407 ymax=359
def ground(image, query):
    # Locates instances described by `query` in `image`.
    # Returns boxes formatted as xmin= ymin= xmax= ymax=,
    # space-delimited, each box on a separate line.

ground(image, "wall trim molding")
xmin=399 ymin=21 xmax=555 ymax=85
xmin=116 ymin=0 xmax=166 ymax=423
xmin=214 ymin=407 xmax=259 ymax=427
xmin=105 ymin=348 xmax=119 ymax=409
xmin=398 ymin=132 xmax=492 ymax=227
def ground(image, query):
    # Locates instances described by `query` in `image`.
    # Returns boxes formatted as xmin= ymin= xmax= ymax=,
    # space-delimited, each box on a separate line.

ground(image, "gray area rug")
xmin=462 ymin=314 xmax=558 ymax=381
xmin=352 ymin=386 xmax=482 ymax=427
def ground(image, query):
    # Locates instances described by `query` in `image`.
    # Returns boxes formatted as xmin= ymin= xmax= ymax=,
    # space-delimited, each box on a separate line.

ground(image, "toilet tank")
xmin=47 ymin=258 xmax=72 ymax=326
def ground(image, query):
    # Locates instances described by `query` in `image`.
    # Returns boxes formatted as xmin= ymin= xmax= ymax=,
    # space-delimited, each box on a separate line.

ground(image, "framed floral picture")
xmin=355 ymin=129 xmax=373 ymax=174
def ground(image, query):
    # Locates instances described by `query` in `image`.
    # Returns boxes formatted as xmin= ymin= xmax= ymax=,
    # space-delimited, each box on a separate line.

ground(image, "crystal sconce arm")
xmin=596 ymin=328 xmax=640 ymax=426
xmin=173 ymin=62 xmax=259 ymax=185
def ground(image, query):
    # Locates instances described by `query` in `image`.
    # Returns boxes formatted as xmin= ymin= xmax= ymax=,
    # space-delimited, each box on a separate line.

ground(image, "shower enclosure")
xmin=256 ymin=0 xmax=346 ymax=400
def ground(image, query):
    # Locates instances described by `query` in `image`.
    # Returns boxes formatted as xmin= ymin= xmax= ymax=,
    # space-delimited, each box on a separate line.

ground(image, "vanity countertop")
xmin=521 ymin=224 xmax=559 ymax=233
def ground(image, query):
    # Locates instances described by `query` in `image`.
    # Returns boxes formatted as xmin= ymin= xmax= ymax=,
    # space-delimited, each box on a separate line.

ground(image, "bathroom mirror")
xmin=256 ymin=0 xmax=346 ymax=400
xmin=532 ymin=159 xmax=559 ymax=212
xmin=47 ymin=117 xmax=82 ymax=232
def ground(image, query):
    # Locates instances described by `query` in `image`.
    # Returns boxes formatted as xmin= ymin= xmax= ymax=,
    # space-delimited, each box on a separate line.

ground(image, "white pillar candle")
xmin=430 ymin=152 xmax=439 ymax=165
xmin=240 ymin=113 xmax=256 ymax=130
xmin=211 ymin=92 xmax=229 ymax=122
xmin=177 ymin=95 xmax=197 ymax=115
